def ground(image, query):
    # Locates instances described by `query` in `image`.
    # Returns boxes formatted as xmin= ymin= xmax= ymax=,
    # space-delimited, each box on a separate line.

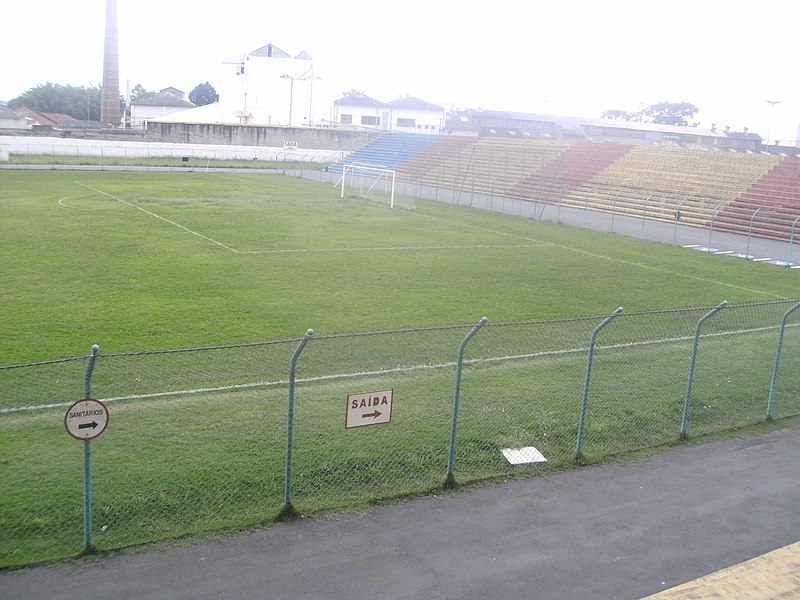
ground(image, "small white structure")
xmin=130 ymin=89 xmax=195 ymax=128
xmin=388 ymin=96 xmax=445 ymax=134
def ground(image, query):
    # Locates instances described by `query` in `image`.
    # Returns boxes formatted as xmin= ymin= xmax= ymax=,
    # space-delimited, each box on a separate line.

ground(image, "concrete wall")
xmin=0 ymin=123 xmax=381 ymax=154
xmin=144 ymin=122 xmax=378 ymax=151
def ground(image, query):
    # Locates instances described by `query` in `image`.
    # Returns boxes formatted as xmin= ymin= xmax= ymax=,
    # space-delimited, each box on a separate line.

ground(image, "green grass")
xmin=1 ymin=170 xmax=796 ymax=363
xmin=1 ymin=170 xmax=798 ymax=567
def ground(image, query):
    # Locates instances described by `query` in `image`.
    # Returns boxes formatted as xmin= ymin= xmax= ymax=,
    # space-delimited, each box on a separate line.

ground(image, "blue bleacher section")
xmin=329 ymin=133 xmax=443 ymax=173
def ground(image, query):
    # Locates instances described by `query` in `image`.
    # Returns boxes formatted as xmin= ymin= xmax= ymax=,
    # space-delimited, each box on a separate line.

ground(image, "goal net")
xmin=338 ymin=163 xmax=414 ymax=209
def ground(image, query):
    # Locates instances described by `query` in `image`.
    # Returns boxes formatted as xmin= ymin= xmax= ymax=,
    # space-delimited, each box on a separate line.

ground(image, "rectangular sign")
xmin=345 ymin=389 xmax=393 ymax=429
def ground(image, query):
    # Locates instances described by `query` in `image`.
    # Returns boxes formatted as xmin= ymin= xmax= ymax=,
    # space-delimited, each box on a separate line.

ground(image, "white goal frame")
xmin=339 ymin=162 xmax=396 ymax=208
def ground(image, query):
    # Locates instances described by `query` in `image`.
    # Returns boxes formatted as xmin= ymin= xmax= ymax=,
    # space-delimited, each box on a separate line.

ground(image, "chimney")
xmin=100 ymin=0 xmax=121 ymax=126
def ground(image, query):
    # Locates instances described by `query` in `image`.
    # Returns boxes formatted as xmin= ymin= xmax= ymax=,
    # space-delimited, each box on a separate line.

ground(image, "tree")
xmin=189 ymin=82 xmax=219 ymax=106
xmin=601 ymin=102 xmax=699 ymax=127
xmin=8 ymin=83 xmax=102 ymax=120
xmin=641 ymin=102 xmax=699 ymax=126
xmin=601 ymin=109 xmax=633 ymax=121
xmin=130 ymin=84 xmax=156 ymax=103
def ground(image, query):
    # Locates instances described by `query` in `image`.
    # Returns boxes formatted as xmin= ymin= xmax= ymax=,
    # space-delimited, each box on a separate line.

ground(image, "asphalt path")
xmin=4 ymin=425 xmax=799 ymax=599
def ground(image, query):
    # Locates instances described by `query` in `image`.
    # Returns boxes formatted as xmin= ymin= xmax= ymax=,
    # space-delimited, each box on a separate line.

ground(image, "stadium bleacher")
xmin=331 ymin=133 xmax=800 ymax=244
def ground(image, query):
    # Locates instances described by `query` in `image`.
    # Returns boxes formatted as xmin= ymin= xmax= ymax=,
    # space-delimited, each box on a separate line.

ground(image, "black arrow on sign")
xmin=78 ymin=421 xmax=99 ymax=430
xmin=362 ymin=410 xmax=382 ymax=419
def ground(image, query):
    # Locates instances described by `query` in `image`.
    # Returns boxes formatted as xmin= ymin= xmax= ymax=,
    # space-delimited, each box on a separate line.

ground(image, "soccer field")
xmin=1 ymin=169 xmax=796 ymax=363
xmin=1 ymin=169 xmax=799 ymax=567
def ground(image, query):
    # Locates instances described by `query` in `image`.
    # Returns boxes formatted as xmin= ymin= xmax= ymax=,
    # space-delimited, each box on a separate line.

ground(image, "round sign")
xmin=64 ymin=399 xmax=109 ymax=441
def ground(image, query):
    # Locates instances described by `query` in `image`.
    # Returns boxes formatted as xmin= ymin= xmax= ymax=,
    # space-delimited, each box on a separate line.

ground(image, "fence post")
xmin=745 ymin=207 xmax=762 ymax=259
xmin=707 ymin=202 xmax=723 ymax=252
xmin=680 ymin=301 xmax=727 ymax=439
xmin=444 ymin=317 xmax=488 ymax=489
xmin=279 ymin=329 xmax=314 ymax=520
xmin=640 ymin=194 xmax=653 ymax=239
xmin=787 ymin=216 xmax=800 ymax=266
xmin=82 ymin=344 xmax=100 ymax=553
xmin=767 ymin=301 xmax=800 ymax=420
xmin=610 ymin=190 xmax=621 ymax=233
xmin=575 ymin=308 xmax=623 ymax=460
xmin=673 ymin=198 xmax=686 ymax=244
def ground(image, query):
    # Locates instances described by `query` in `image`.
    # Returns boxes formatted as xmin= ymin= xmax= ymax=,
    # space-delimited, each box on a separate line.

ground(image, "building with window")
xmin=333 ymin=91 xmax=444 ymax=134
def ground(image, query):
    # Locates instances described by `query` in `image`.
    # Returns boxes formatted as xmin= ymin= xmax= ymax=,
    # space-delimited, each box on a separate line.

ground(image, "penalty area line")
xmin=76 ymin=183 xmax=239 ymax=253
xmin=238 ymin=243 xmax=548 ymax=255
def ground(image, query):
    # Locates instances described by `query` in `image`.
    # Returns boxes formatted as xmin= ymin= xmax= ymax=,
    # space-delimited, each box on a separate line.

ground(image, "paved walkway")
xmin=3 ymin=425 xmax=799 ymax=599
xmin=644 ymin=541 xmax=800 ymax=599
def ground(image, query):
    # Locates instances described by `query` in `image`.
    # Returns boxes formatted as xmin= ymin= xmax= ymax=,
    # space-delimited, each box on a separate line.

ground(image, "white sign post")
xmin=64 ymin=399 xmax=109 ymax=441
xmin=345 ymin=389 xmax=393 ymax=429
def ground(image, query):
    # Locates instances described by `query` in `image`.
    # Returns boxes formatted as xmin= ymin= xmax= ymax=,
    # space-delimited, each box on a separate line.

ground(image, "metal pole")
xmin=707 ymin=202 xmax=723 ymax=252
xmin=767 ymin=301 xmax=800 ymax=420
xmin=610 ymin=190 xmax=621 ymax=233
xmin=641 ymin=194 xmax=653 ymax=239
xmin=673 ymin=198 xmax=686 ymax=244
xmin=445 ymin=317 xmax=488 ymax=488
xmin=787 ymin=216 xmax=800 ymax=266
xmin=281 ymin=329 xmax=314 ymax=519
xmin=680 ymin=302 xmax=727 ymax=439
xmin=83 ymin=344 xmax=100 ymax=551
xmin=575 ymin=307 xmax=623 ymax=460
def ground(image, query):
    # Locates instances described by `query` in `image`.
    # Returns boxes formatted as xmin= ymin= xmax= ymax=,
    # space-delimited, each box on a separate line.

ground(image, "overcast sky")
xmin=2 ymin=0 xmax=797 ymax=143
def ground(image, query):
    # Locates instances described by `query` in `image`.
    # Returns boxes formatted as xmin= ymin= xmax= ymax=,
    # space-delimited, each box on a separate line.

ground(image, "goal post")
xmin=339 ymin=162 xmax=398 ymax=208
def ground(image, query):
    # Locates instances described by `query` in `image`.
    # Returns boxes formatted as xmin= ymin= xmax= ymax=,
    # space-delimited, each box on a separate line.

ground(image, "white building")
xmin=129 ymin=89 xmax=195 ymax=128
xmin=209 ymin=43 xmax=330 ymax=127
xmin=332 ymin=92 xmax=444 ymax=134
xmin=150 ymin=43 xmax=444 ymax=132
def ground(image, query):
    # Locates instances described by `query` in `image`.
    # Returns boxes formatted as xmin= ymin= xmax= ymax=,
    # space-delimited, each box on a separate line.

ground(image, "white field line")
xmin=4 ymin=323 xmax=794 ymax=414
xmin=76 ymin=184 xmax=548 ymax=256
xmin=57 ymin=197 xmax=78 ymax=209
xmin=238 ymin=243 xmax=548 ymax=255
xmin=77 ymin=183 xmax=240 ymax=253
xmin=409 ymin=209 xmax=791 ymax=300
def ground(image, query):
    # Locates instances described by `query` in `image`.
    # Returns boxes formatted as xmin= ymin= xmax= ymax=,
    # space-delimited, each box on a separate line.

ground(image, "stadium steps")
xmin=328 ymin=133 xmax=442 ymax=174
xmin=508 ymin=142 xmax=634 ymax=203
xmin=714 ymin=156 xmax=800 ymax=241
xmin=397 ymin=136 xmax=480 ymax=184
xmin=557 ymin=147 xmax=783 ymax=228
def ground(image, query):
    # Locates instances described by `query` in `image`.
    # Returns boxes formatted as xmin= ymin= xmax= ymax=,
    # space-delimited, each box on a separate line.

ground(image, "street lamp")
xmin=765 ymin=100 xmax=781 ymax=149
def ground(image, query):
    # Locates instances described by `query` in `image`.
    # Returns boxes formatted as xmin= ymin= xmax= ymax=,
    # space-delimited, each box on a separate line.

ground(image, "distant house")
xmin=333 ymin=91 xmax=443 ymax=134
xmin=0 ymin=105 xmax=28 ymax=129
xmin=388 ymin=96 xmax=445 ymax=133
xmin=333 ymin=91 xmax=387 ymax=129
xmin=130 ymin=89 xmax=195 ymax=128
xmin=159 ymin=87 xmax=186 ymax=100
xmin=7 ymin=107 xmax=85 ymax=130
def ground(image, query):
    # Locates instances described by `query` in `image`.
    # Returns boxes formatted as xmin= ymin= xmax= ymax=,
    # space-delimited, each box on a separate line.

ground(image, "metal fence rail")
xmin=1 ymin=299 xmax=798 ymax=567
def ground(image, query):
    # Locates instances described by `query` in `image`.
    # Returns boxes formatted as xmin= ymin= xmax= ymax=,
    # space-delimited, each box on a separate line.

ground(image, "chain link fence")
xmin=1 ymin=299 xmax=798 ymax=567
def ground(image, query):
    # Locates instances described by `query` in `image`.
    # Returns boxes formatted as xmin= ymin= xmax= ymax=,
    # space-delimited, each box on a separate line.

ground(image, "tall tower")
xmin=100 ymin=0 xmax=121 ymax=126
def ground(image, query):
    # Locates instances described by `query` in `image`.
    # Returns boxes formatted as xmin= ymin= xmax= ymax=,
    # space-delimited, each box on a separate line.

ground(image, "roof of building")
xmin=249 ymin=43 xmax=291 ymax=58
xmin=448 ymin=108 xmax=727 ymax=139
xmin=12 ymin=107 xmax=78 ymax=127
xmin=0 ymin=106 xmax=25 ymax=120
xmin=160 ymin=87 xmax=185 ymax=99
xmin=334 ymin=91 xmax=388 ymax=108
xmin=388 ymin=96 xmax=443 ymax=112
xmin=132 ymin=92 xmax=196 ymax=108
